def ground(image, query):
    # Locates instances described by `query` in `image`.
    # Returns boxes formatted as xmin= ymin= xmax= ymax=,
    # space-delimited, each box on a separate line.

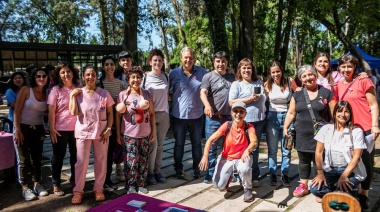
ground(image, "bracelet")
xmin=372 ymin=126 xmax=378 ymax=127
xmin=106 ymin=127 xmax=111 ymax=131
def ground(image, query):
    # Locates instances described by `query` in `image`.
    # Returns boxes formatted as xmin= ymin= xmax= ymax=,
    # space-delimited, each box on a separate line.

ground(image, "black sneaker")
xmin=104 ymin=181 xmax=118 ymax=190
xmin=193 ymin=170 xmax=201 ymax=179
xmin=281 ymin=175 xmax=291 ymax=187
xmin=146 ymin=174 xmax=157 ymax=185
xmin=357 ymin=194 xmax=369 ymax=210
xmin=155 ymin=173 xmax=167 ymax=184
xmin=270 ymin=174 xmax=277 ymax=186
xmin=175 ymin=169 xmax=184 ymax=179
xmin=243 ymin=189 xmax=254 ymax=202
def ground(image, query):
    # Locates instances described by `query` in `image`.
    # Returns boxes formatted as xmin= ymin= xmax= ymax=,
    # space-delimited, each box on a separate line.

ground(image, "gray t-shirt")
xmin=200 ymin=71 xmax=235 ymax=116
xmin=142 ymin=72 xmax=169 ymax=113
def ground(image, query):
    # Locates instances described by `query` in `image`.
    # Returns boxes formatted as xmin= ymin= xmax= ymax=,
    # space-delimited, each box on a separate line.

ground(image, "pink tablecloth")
xmin=87 ymin=193 xmax=205 ymax=212
xmin=0 ymin=133 xmax=15 ymax=170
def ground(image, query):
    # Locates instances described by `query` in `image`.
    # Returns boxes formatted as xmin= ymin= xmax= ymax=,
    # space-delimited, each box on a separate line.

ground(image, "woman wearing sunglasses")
xmin=13 ymin=67 xmax=50 ymax=201
xmin=199 ymin=101 xmax=258 ymax=202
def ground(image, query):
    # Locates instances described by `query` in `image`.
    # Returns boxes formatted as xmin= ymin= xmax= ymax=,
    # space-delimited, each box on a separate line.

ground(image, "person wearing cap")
xmin=169 ymin=47 xmax=207 ymax=179
xmin=200 ymin=51 xmax=235 ymax=183
xmin=199 ymin=101 xmax=258 ymax=202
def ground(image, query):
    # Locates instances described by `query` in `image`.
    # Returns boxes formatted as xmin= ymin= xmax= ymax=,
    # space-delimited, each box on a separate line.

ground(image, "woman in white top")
xmin=264 ymin=60 xmax=297 ymax=187
xmin=143 ymin=49 xmax=170 ymax=185
xmin=311 ymin=100 xmax=366 ymax=202
xmin=14 ymin=68 xmax=49 ymax=201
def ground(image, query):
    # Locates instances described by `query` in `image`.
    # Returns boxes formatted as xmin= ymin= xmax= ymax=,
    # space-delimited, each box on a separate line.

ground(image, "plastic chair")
xmin=322 ymin=192 xmax=361 ymax=212
xmin=0 ymin=116 xmax=13 ymax=133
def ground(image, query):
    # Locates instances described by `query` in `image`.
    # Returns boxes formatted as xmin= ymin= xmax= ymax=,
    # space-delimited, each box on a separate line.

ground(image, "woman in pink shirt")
xmin=116 ymin=69 xmax=156 ymax=194
xmin=335 ymin=54 xmax=379 ymax=210
xmin=48 ymin=62 xmax=80 ymax=196
xmin=69 ymin=64 xmax=114 ymax=204
xmin=313 ymin=53 xmax=343 ymax=91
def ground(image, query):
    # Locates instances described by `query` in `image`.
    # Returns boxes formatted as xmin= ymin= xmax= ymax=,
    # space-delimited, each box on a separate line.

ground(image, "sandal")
xmin=71 ymin=192 xmax=83 ymax=205
xmin=53 ymin=186 xmax=64 ymax=196
xmin=94 ymin=190 xmax=105 ymax=202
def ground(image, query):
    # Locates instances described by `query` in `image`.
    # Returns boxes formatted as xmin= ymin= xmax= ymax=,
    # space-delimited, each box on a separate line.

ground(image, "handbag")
xmin=303 ymin=88 xmax=328 ymax=135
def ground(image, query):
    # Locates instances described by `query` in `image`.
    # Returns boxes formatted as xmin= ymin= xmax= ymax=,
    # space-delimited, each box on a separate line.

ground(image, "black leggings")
xmin=105 ymin=128 xmax=117 ymax=182
xmin=51 ymin=131 xmax=76 ymax=187
xmin=361 ymin=130 xmax=375 ymax=190
xmin=298 ymin=151 xmax=316 ymax=180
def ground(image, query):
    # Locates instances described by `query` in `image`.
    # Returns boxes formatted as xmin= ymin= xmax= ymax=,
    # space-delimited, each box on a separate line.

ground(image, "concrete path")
xmin=40 ymin=134 xmax=380 ymax=212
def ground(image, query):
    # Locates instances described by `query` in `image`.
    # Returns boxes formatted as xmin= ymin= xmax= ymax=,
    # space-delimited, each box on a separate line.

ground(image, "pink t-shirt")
xmin=118 ymin=89 xmax=152 ymax=138
xmin=74 ymin=87 xmax=114 ymax=139
xmin=218 ymin=122 xmax=255 ymax=160
xmin=335 ymin=78 xmax=374 ymax=131
xmin=317 ymin=71 xmax=343 ymax=91
xmin=47 ymin=85 xmax=77 ymax=131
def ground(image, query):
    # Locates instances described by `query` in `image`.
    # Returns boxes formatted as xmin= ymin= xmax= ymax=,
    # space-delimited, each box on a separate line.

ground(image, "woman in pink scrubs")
xmin=69 ymin=64 xmax=114 ymax=204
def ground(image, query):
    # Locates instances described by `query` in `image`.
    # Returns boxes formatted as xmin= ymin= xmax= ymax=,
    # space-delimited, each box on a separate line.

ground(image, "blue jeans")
xmin=266 ymin=111 xmax=291 ymax=175
xmin=250 ymin=119 xmax=266 ymax=181
xmin=310 ymin=166 xmax=360 ymax=198
xmin=172 ymin=116 xmax=204 ymax=173
xmin=204 ymin=115 xmax=231 ymax=181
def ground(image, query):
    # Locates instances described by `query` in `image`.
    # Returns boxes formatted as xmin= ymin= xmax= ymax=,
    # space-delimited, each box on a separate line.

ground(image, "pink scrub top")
xmin=74 ymin=87 xmax=114 ymax=139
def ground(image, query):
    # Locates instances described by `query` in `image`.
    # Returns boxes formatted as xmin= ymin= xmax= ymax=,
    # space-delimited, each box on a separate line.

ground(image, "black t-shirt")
xmin=294 ymin=86 xmax=333 ymax=152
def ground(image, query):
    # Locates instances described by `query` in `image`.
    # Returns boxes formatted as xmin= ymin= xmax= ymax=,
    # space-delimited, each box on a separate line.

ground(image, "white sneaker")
xmin=34 ymin=184 xmax=48 ymax=196
xmin=116 ymin=168 xmax=126 ymax=182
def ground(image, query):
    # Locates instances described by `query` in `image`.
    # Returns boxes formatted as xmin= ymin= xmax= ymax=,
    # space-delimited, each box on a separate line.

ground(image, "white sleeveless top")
xmin=268 ymin=83 xmax=291 ymax=112
xmin=20 ymin=88 xmax=47 ymax=125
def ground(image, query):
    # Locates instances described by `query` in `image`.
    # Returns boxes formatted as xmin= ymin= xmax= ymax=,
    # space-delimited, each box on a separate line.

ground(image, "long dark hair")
xmin=54 ymin=61 xmax=80 ymax=88
xmin=98 ymin=55 xmax=116 ymax=88
xmin=30 ymin=68 xmax=49 ymax=93
xmin=9 ymin=72 xmax=28 ymax=92
xmin=313 ymin=53 xmax=334 ymax=89
xmin=265 ymin=60 xmax=289 ymax=92
xmin=332 ymin=101 xmax=354 ymax=135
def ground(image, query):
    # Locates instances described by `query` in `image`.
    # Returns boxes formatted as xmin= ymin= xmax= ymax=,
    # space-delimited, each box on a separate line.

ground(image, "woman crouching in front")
xmin=199 ymin=101 xmax=258 ymax=202
xmin=310 ymin=101 xmax=366 ymax=203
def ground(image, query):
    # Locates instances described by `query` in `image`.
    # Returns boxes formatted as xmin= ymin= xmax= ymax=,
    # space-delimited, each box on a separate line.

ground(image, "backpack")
xmin=223 ymin=121 xmax=250 ymax=143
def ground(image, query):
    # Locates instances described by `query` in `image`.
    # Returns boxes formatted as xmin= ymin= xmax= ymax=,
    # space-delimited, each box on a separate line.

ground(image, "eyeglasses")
xmin=233 ymin=109 xmax=245 ymax=114
xmin=35 ymin=75 xmax=47 ymax=79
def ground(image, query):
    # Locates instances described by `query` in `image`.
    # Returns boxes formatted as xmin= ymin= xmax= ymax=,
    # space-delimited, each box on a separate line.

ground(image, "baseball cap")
xmin=231 ymin=101 xmax=246 ymax=111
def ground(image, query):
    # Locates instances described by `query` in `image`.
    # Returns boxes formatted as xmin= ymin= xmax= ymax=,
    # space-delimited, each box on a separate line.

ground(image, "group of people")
xmin=4 ymin=47 xmax=379 ymax=208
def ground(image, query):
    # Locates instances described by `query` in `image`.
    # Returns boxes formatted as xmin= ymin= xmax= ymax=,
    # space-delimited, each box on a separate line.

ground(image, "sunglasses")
xmin=35 ymin=75 xmax=47 ymax=79
xmin=233 ymin=109 xmax=245 ymax=114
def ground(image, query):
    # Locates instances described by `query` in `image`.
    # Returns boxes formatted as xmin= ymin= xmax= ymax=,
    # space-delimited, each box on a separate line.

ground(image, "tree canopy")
xmin=1 ymin=0 xmax=379 ymax=74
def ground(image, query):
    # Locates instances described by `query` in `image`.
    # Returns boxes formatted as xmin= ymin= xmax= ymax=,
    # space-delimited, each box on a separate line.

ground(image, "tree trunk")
xmin=280 ymin=0 xmax=295 ymax=68
xmin=205 ymin=0 xmax=229 ymax=53
xmin=122 ymin=0 xmax=138 ymax=54
xmin=170 ymin=0 xmax=187 ymax=46
xmin=153 ymin=0 xmax=170 ymax=71
xmin=273 ymin=0 xmax=283 ymax=59
xmin=229 ymin=0 xmax=238 ymax=67
xmin=99 ymin=0 xmax=109 ymax=45
xmin=238 ymin=0 xmax=253 ymax=61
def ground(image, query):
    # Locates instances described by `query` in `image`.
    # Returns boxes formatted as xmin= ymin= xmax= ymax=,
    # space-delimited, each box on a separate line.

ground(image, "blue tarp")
xmin=331 ymin=46 xmax=380 ymax=72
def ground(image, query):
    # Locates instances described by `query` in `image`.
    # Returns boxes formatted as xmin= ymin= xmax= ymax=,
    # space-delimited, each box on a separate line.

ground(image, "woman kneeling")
xmin=199 ymin=102 xmax=258 ymax=202
xmin=311 ymin=101 xmax=367 ymax=203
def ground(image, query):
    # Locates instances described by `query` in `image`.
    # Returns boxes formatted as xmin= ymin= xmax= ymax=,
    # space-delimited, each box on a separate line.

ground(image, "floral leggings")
xmin=123 ymin=135 xmax=149 ymax=189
